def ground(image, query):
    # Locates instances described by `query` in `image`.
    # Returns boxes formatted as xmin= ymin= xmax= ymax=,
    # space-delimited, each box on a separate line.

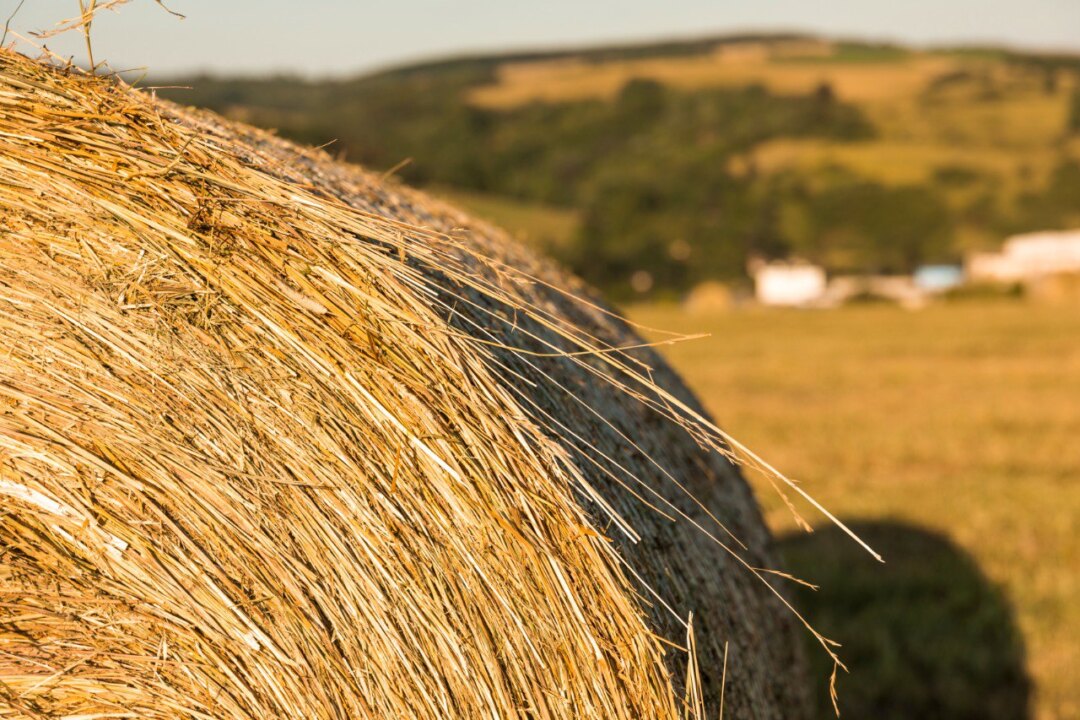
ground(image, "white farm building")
xmin=753 ymin=261 xmax=827 ymax=307
xmin=968 ymin=230 xmax=1080 ymax=282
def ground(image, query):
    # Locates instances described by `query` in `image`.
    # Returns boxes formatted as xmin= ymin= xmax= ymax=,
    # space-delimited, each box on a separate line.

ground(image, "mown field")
xmin=630 ymin=300 xmax=1079 ymax=719
xmin=467 ymin=42 xmax=955 ymax=107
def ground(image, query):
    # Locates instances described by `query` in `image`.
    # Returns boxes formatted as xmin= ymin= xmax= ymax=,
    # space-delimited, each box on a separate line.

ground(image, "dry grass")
xmin=871 ymin=91 xmax=1073 ymax=149
xmin=0 ymin=50 xmax=856 ymax=718
xmin=631 ymin=301 xmax=1080 ymax=720
xmin=466 ymin=51 xmax=954 ymax=108
xmin=741 ymin=138 xmax=1069 ymax=189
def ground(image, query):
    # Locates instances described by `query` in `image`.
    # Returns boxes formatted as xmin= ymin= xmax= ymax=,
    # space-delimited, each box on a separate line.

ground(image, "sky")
xmin=5 ymin=0 xmax=1080 ymax=78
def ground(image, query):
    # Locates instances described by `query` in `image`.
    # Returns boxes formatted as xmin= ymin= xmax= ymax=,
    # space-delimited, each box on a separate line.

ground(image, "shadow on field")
xmin=776 ymin=521 xmax=1031 ymax=720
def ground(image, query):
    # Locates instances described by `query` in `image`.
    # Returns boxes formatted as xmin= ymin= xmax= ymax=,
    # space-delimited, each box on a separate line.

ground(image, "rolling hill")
xmin=159 ymin=34 xmax=1080 ymax=298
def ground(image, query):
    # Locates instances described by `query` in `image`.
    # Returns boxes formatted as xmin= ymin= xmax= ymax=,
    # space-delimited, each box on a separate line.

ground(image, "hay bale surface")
xmin=0 ymin=51 xmax=807 ymax=719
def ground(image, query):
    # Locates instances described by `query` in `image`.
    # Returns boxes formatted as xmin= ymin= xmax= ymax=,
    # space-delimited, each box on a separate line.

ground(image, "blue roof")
xmin=914 ymin=265 xmax=964 ymax=290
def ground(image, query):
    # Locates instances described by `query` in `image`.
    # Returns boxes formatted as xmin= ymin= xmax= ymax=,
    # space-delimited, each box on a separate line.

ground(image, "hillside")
xmin=159 ymin=35 xmax=1080 ymax=298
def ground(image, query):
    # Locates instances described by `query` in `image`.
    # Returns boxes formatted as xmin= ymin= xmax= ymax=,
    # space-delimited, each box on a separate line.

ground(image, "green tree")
xmin=793 ymin=181 xmax=954 ymax=273
xmin=1068 ymin=89 xmax=1080 ymax=134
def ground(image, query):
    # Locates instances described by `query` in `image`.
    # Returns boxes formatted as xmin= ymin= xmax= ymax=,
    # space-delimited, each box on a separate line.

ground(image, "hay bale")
xmin=1027 ymin=271 xmax=1080 ymax=305
xmin=684 ymin=280 xmax=734 ymax=314
xmin=0 ymin=51 xmax=812 ymax=718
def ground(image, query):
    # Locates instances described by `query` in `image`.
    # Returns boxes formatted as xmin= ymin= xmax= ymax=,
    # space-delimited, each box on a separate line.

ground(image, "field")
xmin=630 ymin=300 xmax=1080 ymax=719
xmin=466 ymin=43 xmax=956 ymax=107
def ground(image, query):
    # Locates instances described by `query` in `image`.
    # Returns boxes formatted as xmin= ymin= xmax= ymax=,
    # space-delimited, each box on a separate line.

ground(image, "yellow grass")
xmin=467 ymin=50 xmax=956 ymax=108
xmin=631 ymin=300 xmax=1080 ymax=720
xmin=742 ymin=138 xmax=1065 ymax=187
xmin=868 ymin=92 xmax=1074 ymax=149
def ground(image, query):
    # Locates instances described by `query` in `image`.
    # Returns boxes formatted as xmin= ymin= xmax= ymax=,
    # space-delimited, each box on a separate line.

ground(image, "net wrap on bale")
xmin=0 ymin=50 xmax=807 ymax=719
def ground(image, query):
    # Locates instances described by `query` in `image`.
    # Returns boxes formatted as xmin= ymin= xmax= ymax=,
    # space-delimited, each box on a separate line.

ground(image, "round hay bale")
xmin=684 ymin=280 xmax=734 ymax=314
xmin=0 ymin=51 xmax=813 ymax=718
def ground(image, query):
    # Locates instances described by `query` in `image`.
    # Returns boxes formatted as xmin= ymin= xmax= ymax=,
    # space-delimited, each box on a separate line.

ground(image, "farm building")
xmin=914 ymin=265 xmax=964 ymax=293
xmin=967 ymin=230 xmax=1080 ymax=282
xmin=752 ymin=261 xmax=827 ymax=306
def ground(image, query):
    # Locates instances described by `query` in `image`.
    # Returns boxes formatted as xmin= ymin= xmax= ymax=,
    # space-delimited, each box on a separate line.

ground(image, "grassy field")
xmin=742 ymin=139 xmax=1063 ymax=189
xmin=629 ymin=300 xmax=1079 ymax=719
xmin=466 ymin=44 xmax=956 ymax=107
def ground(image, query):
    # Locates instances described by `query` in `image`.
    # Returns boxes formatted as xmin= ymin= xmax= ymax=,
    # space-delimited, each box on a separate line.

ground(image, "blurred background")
xmin=7 ymin=2 xmax=1079 ymax=718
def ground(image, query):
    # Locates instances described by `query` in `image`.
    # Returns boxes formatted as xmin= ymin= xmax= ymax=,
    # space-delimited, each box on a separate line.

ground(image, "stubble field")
xmin=630 ymin=300 xmax=1080 ymax=719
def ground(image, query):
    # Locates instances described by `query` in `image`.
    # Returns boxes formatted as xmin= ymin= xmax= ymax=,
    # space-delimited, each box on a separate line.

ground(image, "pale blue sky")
xmin=6 ymin=0 xmax=1080 ymax=77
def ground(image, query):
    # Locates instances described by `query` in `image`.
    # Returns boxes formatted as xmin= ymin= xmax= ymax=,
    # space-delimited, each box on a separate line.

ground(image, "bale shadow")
xmin=776 ymin=520 xmax=1031 ymax=719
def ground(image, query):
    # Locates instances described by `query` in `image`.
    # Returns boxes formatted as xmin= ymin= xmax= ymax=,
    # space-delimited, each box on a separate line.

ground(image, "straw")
xmin=0 ymin=49 xmax=828 ymax=718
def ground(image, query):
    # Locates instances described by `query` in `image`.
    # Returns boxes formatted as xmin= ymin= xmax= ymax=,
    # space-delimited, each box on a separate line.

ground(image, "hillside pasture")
xmin=466 ymin=48 xmax=957 ymax=108
xmin=741 ymin=139 xmax=1069 ymax=191
xmin=869 ymin=90 xmax=1075 ymax=149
